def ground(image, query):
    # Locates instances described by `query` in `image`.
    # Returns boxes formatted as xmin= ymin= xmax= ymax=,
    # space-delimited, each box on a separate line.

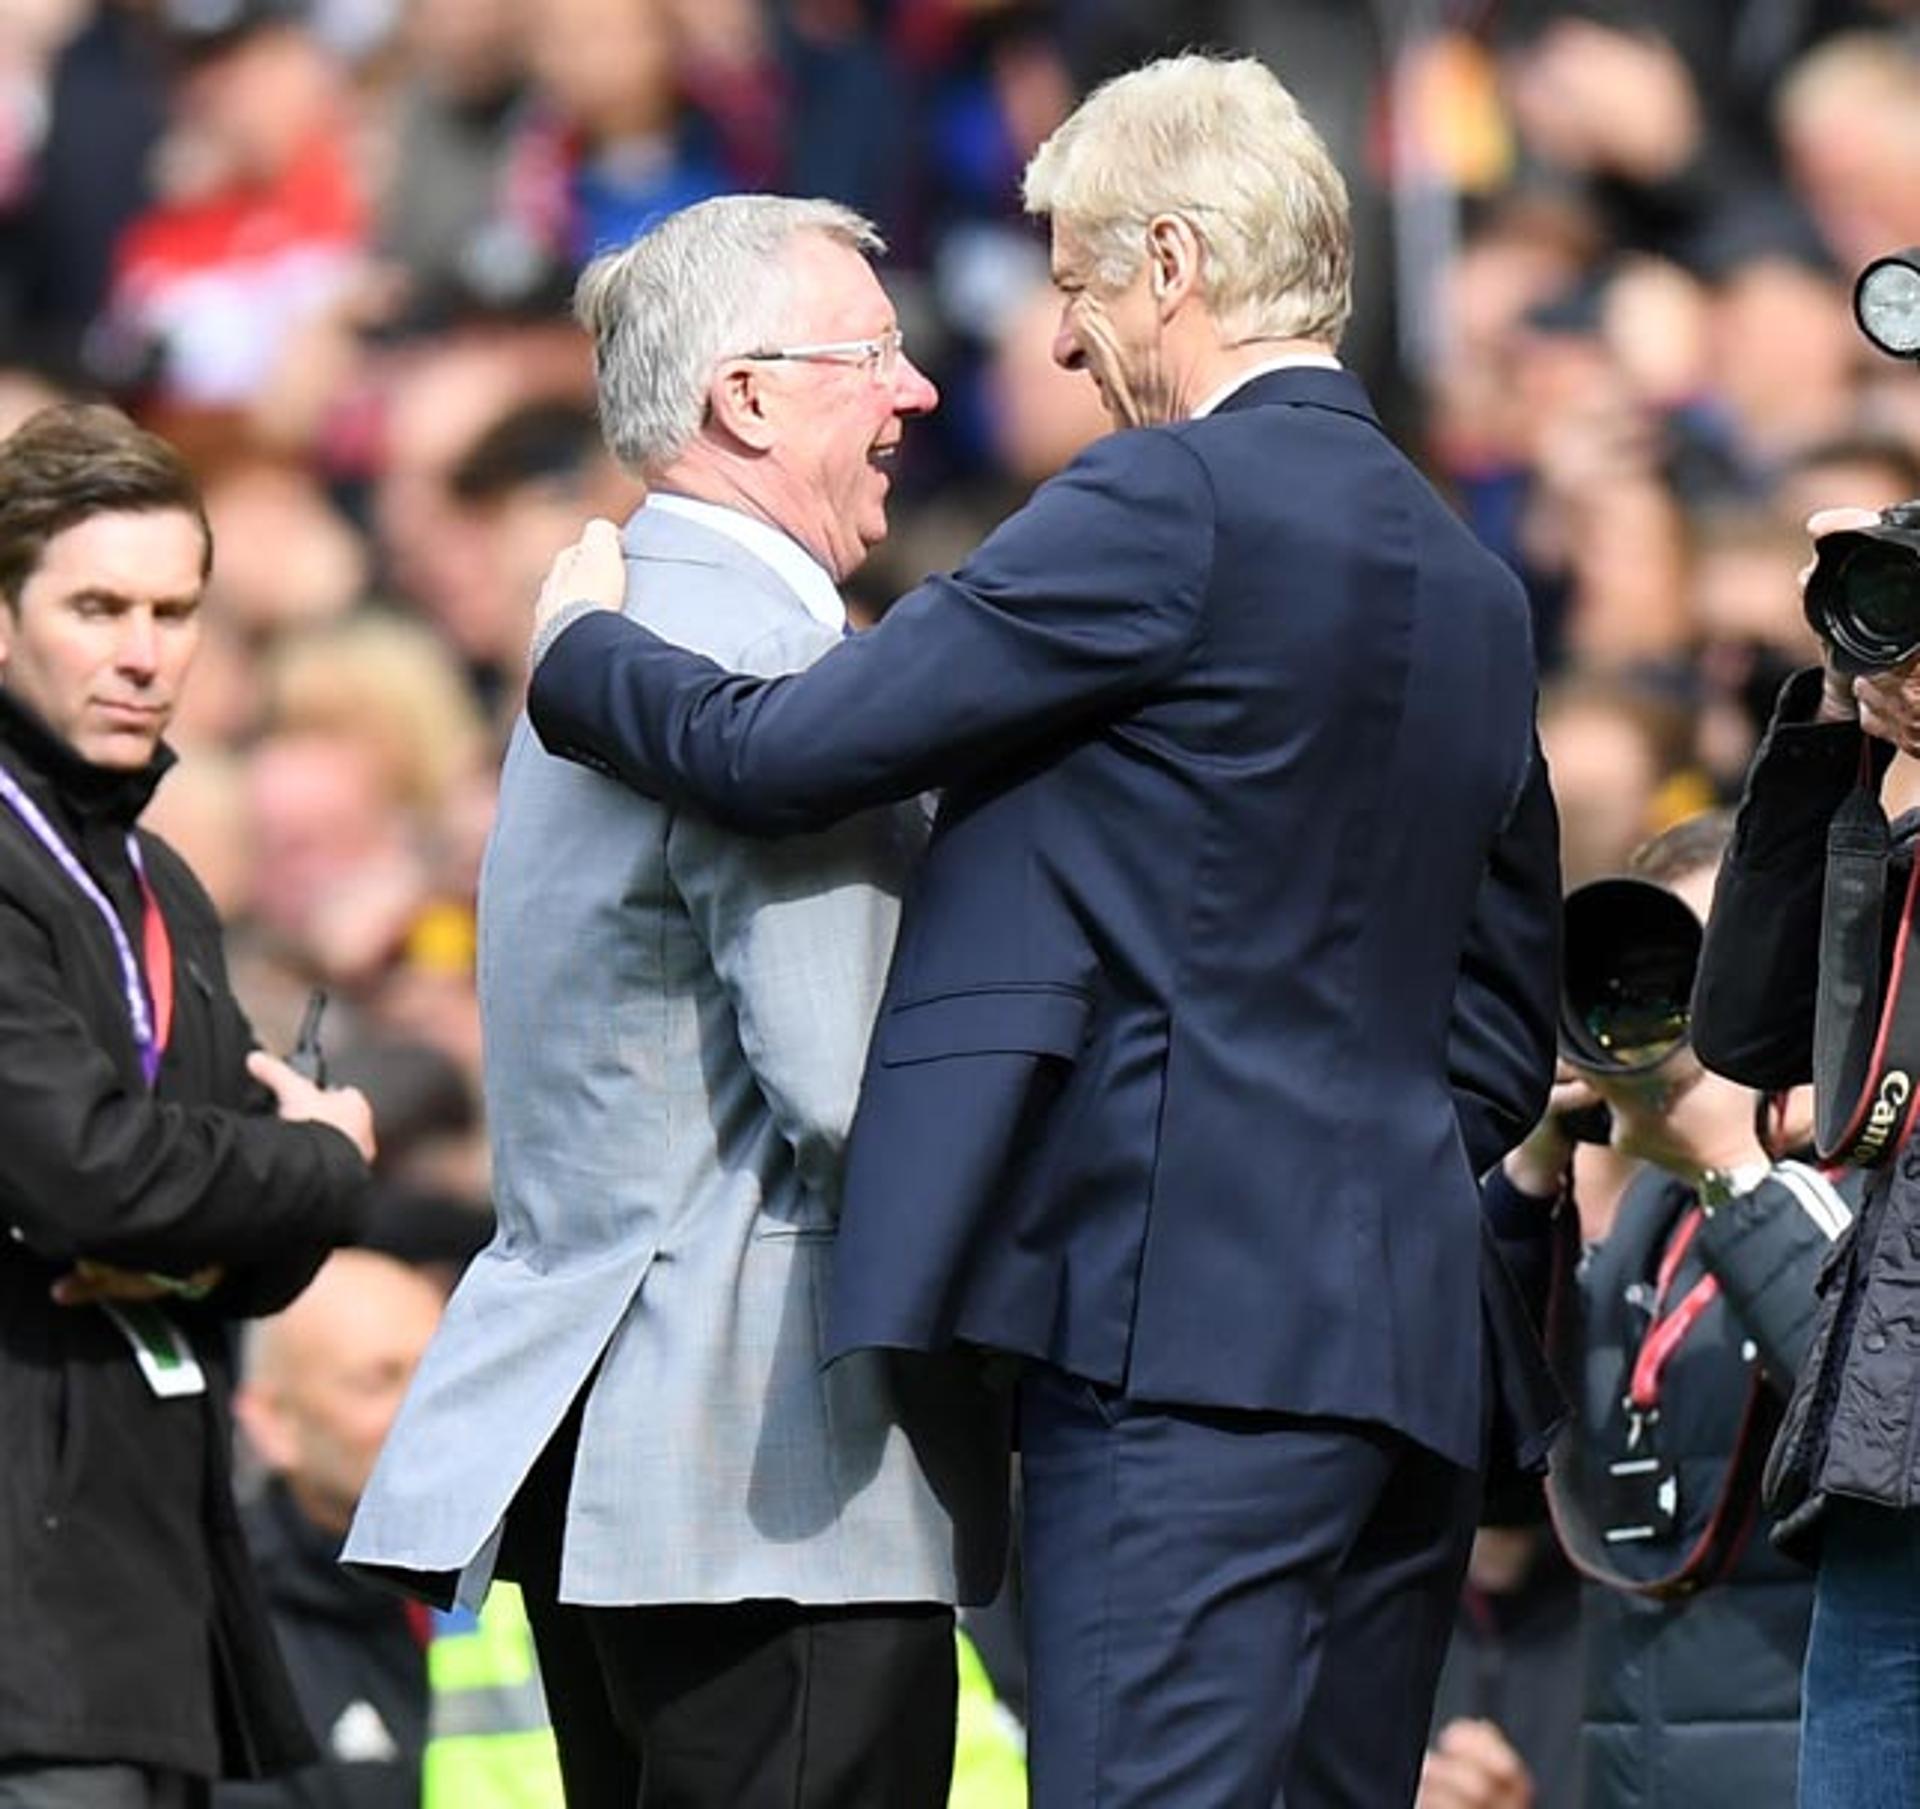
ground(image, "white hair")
xmin=1022 ymin=54 xmax=1352 ymax=346
xmin=575 ymin=195 xmax=884 ymax=476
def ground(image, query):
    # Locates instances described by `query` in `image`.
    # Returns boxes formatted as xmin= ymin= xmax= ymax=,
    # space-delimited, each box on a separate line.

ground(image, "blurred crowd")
xmin=0 ymin=0 xmax=1912 ymax=1223
xmin=7 ymin=1 xmax=1920 ymax=1805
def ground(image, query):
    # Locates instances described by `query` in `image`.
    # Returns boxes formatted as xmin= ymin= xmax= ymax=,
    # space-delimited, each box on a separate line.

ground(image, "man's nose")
xmin=1051 ymin=316 xmax=1084 ymax=372
xmin=116 ymin=610 xmax=160 ymax=678
xmin=893 ymin=354 xmax=939 ymax=416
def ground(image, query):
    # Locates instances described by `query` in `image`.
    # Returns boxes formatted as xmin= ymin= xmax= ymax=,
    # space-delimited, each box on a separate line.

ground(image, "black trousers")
xmin=499 ymin=1402 xmax=957 ymax=1809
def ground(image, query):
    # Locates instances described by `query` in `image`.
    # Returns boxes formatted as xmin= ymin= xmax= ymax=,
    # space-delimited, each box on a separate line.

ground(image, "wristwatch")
xmin=1696 ymin=1161 xmax=1772 ymax=1214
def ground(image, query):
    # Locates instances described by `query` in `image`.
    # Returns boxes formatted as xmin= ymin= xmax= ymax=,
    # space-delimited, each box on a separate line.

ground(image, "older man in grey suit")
xmin=344 ymin=197 xmax=1008 ymax=1808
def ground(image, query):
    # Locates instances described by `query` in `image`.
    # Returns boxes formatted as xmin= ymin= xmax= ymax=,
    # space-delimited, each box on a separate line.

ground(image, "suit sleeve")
xmin=1692 ymin=669 xmax=1893 ymax=1091
xmin=1451 ymin=738 xmax=1563 ymax=1178
xmin=0 ymin=893 xmax=369 ymax=1272
xmin=528 ymin=431 xmax=1214 ymax=834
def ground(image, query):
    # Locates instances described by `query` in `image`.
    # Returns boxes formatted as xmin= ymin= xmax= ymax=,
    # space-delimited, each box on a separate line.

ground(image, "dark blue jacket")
xmin=530 ymin=367 xmax=1560 ymax=1468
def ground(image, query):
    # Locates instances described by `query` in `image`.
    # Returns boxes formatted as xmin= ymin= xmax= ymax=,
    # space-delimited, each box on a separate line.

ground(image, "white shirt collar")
xmin=645 ymin=492 xmax=846 ymax=632
xmin=1191 ymin=352 xmax=1343 ymax=421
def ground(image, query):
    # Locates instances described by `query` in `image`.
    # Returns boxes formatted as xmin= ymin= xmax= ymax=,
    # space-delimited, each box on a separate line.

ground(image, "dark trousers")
xmin=1017 ymin=1364 xmax=1479 ymax=1809
xmin=0 ymin=1765 xmax=204 ymax=1809
xmin=500 ymin=1400 xmax=957 ymax=1809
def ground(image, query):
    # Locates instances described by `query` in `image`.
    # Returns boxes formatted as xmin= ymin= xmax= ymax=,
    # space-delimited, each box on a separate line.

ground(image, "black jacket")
xmin=0 ymin=693 xmax=369 ymax=1779
xmin=211 ymin=1482 xmax=428 ymax=1809
xmin=1692 ymin=669 xmax=1920 ymax=1551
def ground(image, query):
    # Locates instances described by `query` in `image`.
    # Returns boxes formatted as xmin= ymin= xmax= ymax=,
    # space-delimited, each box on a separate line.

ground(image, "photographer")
xmin=1490 ymin=812 xmax=1855 ymax=1809
xmin=1690 ymin=506 xmax=1920 ymax=1808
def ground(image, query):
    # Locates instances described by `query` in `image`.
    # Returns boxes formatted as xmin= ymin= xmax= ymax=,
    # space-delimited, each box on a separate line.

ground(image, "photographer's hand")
xmin=1847 ymin=658 xmax=1920 ymax=755
xmin=1606 ymin=1054 xmax=1768 ymax=1187
xmin=1503 ymin=1070 xmax=1601 ymax=1198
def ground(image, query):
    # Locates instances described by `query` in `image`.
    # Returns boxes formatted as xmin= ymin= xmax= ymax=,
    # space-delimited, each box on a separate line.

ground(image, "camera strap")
xmin=1813 ymin=781 xmax=1920 ymax=1166
xmin=1541 ymin=1201 xmax=1778 ymax=1601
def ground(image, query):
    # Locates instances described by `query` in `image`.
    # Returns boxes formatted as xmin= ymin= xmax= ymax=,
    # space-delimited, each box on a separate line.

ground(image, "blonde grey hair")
xmin=1022 ymin=54 xmax=1352 ymax=346
xmin=575 ymin=195 xmax=884 ymax=476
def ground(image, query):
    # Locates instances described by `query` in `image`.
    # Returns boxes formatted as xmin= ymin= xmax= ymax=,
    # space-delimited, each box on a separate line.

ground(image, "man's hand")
xmin=1603 ymin=1052 xmax=1768 ymax=1186
xmin=51 ymin=1259 xmax=224 ymax=1307
xmin=1503 ymin=1068 xmax=1601 ymax=1199
xmin=532 ymin=517 xmax=627 ymax=654
xmin=1418 ymin=1718 xmax=1534 ymax=1809
xmin=247 ymin=1050 xmax=377 ymax=1166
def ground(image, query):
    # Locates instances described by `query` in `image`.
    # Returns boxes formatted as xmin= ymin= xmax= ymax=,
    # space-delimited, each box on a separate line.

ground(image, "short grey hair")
xmin=575 ymin=195 xmax=884 ymax=476
xmin=1022 ymin=54 xmax=1352 ymax=347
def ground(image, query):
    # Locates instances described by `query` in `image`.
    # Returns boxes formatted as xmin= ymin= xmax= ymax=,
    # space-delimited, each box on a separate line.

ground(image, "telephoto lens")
xmin=1559 ymin=878 xmax=1702 ymax=1075
xmin=1803 ymin=502 xmax=1920 ymax=675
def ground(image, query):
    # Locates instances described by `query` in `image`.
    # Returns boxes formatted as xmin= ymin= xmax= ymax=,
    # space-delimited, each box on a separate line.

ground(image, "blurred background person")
xmin=1419 ymin=1520 xmax=1583 ymax=1809
xmin=217 ymin=1249 xmax=450 ymax=1809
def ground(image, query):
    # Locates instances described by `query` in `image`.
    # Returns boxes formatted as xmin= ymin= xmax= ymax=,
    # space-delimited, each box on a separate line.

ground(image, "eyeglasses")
xmin=742 ymin=326 xmax=904 ymax=384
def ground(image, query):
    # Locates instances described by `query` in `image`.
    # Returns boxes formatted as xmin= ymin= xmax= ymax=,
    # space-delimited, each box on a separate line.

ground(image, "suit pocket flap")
xmin=877 ymin=985 xmax=1091 ymax=1067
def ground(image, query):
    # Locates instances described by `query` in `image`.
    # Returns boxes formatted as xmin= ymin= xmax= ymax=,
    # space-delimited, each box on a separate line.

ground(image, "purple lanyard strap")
xmin=0 ymin=762 xmax=164 ymax=1086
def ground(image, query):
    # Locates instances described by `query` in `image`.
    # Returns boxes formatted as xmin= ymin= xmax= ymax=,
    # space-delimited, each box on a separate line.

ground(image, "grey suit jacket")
xmin=345 ymin=505 xmax=1008 ymax=1609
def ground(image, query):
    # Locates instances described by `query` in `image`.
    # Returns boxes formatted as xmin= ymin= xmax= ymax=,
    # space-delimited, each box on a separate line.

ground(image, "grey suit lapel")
xmin=619 ymin=504 xmax=825 ymax=623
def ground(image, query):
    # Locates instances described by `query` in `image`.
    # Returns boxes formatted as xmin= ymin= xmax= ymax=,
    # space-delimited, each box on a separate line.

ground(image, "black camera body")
xmin=1803 ymin=501 xmax=1920 ymax=676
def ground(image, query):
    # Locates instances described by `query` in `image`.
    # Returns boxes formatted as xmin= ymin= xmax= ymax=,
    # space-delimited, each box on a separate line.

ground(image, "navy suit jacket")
xmin=531 ymin=368 xmax=1560 ymax=1469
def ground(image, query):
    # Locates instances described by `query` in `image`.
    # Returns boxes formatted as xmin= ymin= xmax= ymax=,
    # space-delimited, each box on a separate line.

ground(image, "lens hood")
xmin=1560 ymin=877 xmax=1702 ymax=1075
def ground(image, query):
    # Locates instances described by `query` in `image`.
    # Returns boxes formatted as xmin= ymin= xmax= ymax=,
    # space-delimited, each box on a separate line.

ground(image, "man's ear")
xmin=232 ymin=1381 xmax=298 ymax=1476
xmin=707 ymin=363 xmax=780 ymax=454
xmin=1145 ymin=214 xmax=1202 ymax=317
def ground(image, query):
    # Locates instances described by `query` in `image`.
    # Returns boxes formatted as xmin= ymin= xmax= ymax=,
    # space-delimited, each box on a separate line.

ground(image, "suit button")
xmin=1862 ymin=1329 xmax=1890 ymax=1355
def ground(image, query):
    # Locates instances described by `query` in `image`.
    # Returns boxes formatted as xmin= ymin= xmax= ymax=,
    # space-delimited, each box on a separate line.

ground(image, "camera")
xmin=1802 ymin=502 xmax=1920 ymax=675
xmin=1559 ymin=878 xmax=1701 ymax=1076
xmin=1801 ymin=250 xmax=1920 ymax=674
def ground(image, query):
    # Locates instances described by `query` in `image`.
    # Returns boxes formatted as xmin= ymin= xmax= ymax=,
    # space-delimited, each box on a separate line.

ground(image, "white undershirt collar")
xmin=1191 ymin=352 xmax=1343 ymax=421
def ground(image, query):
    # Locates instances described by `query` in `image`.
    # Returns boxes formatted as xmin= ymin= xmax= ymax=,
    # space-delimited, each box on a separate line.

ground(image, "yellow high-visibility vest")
xmin=950 ymin=1627 xmax=1027 ymax=1809
xmin=422 ymin=1584 xmax=564 ymax=1809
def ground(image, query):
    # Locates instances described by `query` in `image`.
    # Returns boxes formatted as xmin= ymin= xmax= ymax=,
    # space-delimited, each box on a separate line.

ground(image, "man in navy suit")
xmin=527 ymin=54 xmax=1560 ymax=1808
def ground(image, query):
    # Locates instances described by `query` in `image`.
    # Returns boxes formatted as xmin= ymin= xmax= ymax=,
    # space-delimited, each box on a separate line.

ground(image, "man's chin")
xmin=77 ymin=729 xmax=164 ymax=771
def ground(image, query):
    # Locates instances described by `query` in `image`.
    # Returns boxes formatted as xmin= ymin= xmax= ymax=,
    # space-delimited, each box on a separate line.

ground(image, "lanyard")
xmin=1627 ymin=1206 xmax=1722 ymax=1415
xmin=0 ymin=762 xmax=173 ymax=1087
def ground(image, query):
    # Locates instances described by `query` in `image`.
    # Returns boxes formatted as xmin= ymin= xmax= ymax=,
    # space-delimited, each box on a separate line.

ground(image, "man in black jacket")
xmin=0 ymin=403 xmax=376 ymax=1809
